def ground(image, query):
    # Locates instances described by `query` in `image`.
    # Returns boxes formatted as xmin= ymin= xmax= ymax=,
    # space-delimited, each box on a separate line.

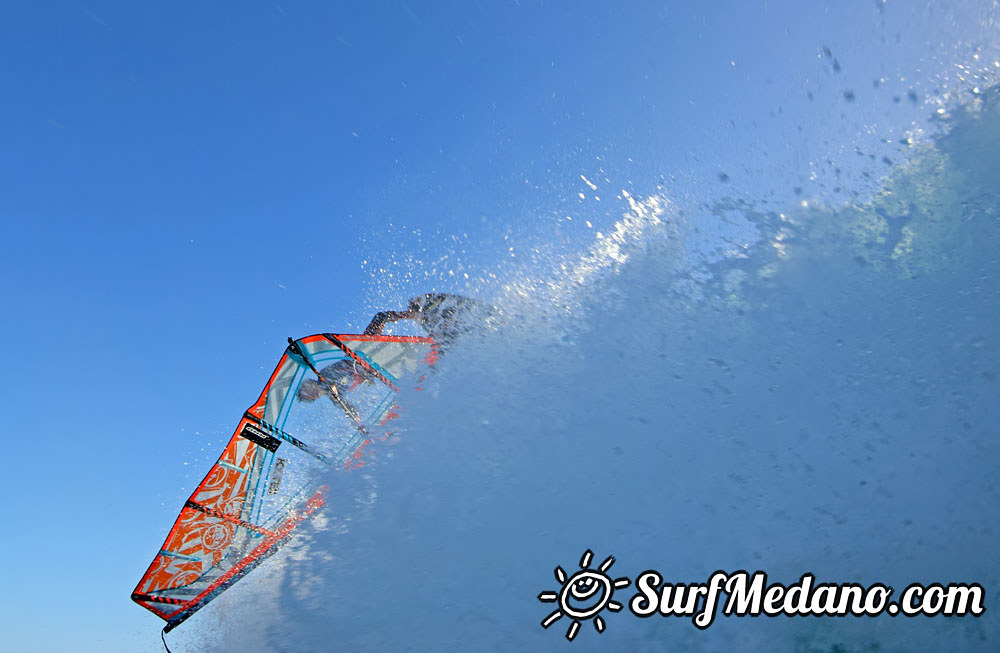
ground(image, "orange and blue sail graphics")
xmin=132 ymin=334 xmax=436 ymax=632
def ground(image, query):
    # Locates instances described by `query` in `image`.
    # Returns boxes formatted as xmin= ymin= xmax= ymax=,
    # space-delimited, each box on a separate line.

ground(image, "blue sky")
xmin=1 ymin=2 xmax=996 ymax=651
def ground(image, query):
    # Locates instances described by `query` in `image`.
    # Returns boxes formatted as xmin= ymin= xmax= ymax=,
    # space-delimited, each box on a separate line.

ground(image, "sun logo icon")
xmin=538 ymin=549 xmax=631 ymax=641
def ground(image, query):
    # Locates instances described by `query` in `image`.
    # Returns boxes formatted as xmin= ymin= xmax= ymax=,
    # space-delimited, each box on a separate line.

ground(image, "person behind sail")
xmin=363 ymin=292 xmax=489 ymax=348
xmin=297 ymin=358 xmax=367 ymax=402
xmin=296 ymin=292 xmax=490 ymax=403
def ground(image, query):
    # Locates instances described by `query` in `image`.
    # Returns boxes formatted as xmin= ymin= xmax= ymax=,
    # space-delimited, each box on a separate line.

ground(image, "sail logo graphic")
xmin=537 ymin=550 xmax=631 ymax=641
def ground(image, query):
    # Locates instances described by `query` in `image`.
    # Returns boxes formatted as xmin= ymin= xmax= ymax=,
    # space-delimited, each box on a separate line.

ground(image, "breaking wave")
xmin=179 ymin=69 xmax=999 ymax=653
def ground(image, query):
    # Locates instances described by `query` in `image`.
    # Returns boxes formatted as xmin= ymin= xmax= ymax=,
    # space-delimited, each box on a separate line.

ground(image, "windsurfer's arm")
xmin=363 ymin=310 xmax=416 ymax=335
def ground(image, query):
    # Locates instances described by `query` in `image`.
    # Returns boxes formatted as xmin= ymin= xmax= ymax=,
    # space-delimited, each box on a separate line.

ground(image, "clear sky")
xmin=1 ymin=2 xmax=996 ymax=651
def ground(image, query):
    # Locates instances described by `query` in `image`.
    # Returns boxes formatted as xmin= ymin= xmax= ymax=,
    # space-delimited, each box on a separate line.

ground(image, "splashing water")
xmin=181 ymin=76 xmax=1000 ymax=653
